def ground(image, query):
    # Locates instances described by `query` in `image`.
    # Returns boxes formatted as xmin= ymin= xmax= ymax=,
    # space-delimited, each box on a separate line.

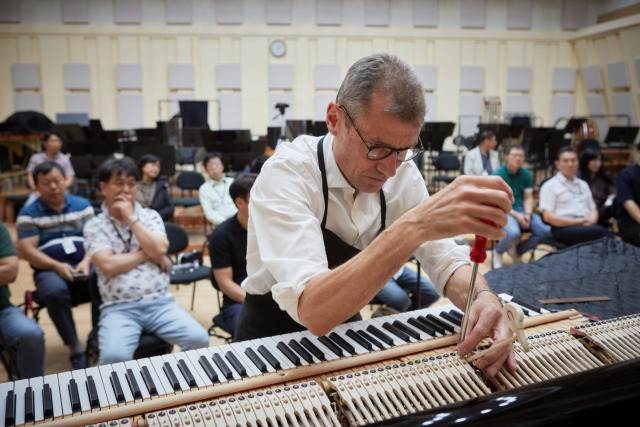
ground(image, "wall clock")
xmin=270 ymin=39 xmax=287 ymax=58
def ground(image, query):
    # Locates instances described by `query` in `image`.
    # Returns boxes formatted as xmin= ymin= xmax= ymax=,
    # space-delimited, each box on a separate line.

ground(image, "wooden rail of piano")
xmin=43 ymin=309 xmax=582 ymax=426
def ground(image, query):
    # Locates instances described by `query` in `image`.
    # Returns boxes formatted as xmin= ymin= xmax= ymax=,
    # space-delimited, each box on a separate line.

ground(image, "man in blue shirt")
xmin=16 ymin=161 xmax=96 ymax=369
xmin=491 ymin=145 xmax=551 ymax=268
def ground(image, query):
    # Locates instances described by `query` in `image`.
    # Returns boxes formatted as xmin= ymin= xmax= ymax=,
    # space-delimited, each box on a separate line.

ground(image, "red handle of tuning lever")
xmin=469 ymin=220 xmax=496 ymax=264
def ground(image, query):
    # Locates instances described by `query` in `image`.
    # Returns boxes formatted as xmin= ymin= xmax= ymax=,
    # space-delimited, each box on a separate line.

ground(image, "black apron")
xmin=234 ymin=137 xmax=386 ymax=341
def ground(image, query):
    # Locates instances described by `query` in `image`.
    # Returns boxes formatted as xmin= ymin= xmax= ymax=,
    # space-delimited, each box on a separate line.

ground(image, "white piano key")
xmin=229 ymin=340 xmax=277 ymax=374
xmin=149 ymin=355 xmax=178 ymax=395
xmin=331 ymin=324 xmax=380 ymax=354
xmin=195 ymin=347 xmax=231 ymax=384
xmin=98 ymin=364 xmax=118 ymax=407
xmin=135 ymin=357 xmax=168 ymax=397
xmin=13 ymin=379 xmax=29 ymax=426
xmin=200 ymin=345 xmax=241 ymax=380
xmin=0 ymin=381 xmax=14 ymax=426
xmin=274 ymin=333 xmax=313 ymax=366
xmin=29 ymin=376 xmax=44 ymax=423
xmin=70 ymin=369 xmax=92 ymax=413
xmin=43 ymin=373 xmax=63 ymax=420
xmin=394 ymin=312 xmax=439 ymax=338
xmin=296 ymin=330 xmax=341 ymax=361
xmin=220 ymin=343 xmax=262 ymax=377
xmin=84 ymin=367 xmax=110 ymax=409
xmin=122 ymin=360 xmax=151 ymax=400
xmin=111 ymin=362 xmax=136 ymax=403
xmin=57 ymin=371 xmax=74 ymax=416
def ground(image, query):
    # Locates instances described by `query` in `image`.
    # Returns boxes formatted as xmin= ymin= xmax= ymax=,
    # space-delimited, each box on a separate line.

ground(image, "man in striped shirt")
xmin=16 ymin=161 xmax=96 ymax=370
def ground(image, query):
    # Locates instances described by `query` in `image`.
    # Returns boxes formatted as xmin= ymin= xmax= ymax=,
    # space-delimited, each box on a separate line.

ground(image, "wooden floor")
xmin=0 ymin=219 xmax=518 ymax=384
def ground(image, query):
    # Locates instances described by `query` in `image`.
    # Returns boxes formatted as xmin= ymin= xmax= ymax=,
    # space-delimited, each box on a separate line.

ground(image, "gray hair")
xmin=336 ymin=53 xmax=426 ymax=128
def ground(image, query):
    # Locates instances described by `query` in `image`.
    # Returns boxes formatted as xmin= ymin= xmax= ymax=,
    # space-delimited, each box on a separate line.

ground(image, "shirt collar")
xmin=36 ymin=194 xmax=70 ymax=214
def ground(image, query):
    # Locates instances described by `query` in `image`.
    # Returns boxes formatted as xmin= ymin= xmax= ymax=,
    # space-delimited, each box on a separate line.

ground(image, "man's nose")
xmin=376 ymin=155 xmax=399 ymax=178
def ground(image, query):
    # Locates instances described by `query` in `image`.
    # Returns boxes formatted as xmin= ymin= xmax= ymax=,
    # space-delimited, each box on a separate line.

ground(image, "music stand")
xmin=311 ymin=121 xmax=328 ymax=137
xmin=523 ymin=127 xmax=565 ymax=180
xmin=420 ymin=122 xmax=455 ymax=152
xmin=563 ymin=117 xmax=588 ymax=134
xmin=476 ymin=124 xmax=509 ymax=149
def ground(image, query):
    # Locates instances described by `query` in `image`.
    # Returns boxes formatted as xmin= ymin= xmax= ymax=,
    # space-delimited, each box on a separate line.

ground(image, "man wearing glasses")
xmin=237 ymin=53 xmax=516 ymax=377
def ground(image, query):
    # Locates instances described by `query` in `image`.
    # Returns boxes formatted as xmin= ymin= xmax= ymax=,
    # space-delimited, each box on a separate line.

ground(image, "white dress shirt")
xmin=539 ymin=172 xmax=596 ymax=219
xmin=243 ymin=133 xmax=470 ymax=324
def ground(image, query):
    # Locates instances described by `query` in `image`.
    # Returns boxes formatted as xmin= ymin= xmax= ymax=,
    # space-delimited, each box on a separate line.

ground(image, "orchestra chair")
xmin=431 ymin=151 xmax=460 ymax=192
xmin=205 ymin=235 xmax=234 ymax=343
xmin=165 ymin=222 xmax=212 ymax=311
xmin=85 ymin=272 xmax=173 ymax=367
xmin=172 ymin=171 xmax=204 ymax=208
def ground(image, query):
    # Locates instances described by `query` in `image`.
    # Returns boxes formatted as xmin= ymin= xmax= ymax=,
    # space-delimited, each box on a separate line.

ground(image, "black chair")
xmin=431 ymin=152 xmax=461 ymax=191
xmin=173 ymin=171 xmax=204 ymax=207
xmin=85 ymin=272 xmax=173 ymax=367
xmin=165 ymin=222 xmax=212 ymax=311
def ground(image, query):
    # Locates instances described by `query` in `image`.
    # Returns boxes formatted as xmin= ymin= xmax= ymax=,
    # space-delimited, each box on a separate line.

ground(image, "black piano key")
xmin=5 ymin=390 xmax=14 ymax=426
xmin=225 ymin=352 xmax=248 ymax=377
xmin=289 ymin=340 xmax=314 ymax=363
xmin=317 ymin=336 xmax=344 ymax=357
xmin=299 ymin=337 xmax=326 ymax=361
xmin=110 ymin=372 xmax=126 ymax=403
xmin=43 ymin=384 xmax=53 ymax=418
xmin=198 ymin=355 xmax=220 ymax=383
xmin=211 ymin=353 xmax=234 ymax=379
xmin=68 ymin=379 xmax=81 ymax=413
xmin=86 ymin=376 xmax=100 ymax=408
xmin=392 ymin=320 xmax=421 ymax=340
xmin=366 ymin=325 xmax=395 ymax=346
xmin=346 ymin=329 xmax=372 ymax=350
xmin=24 ymin=387 xmax=34 ymax=422
xmin=382 ymin=322 xmax=411 ymax=342
xmin=428 ymin=313 xmax=456 ymax=333
xmin=177 ymin=360 xmax=197 ymax=388
xmin=510 ymin=296 xmax=540 ymax=314
xmin=448 ymin=309 xmax=464 ymax=321
xmin=408 ymin=317 xmax=436 ymax=336
xmin=357 ymin=329 xmax=385 ymax=349
xmin=258 ymin=345 xmax=281 ymax=370
xmin=125 ymin=368 xmax=143 ymax=399
xmin=329 ymin=332 xmax=356 ymax=355
xmin=439 ymin=311 xmax=462 ymax=327
xmin=417 ymin=315 xmax=445 ymax=335
xmin=276 ymin=342 xmax=301 ymax=366
xmin=163 ymin=362 xmax=181 ymax=391
xmin=141 ymin=365 xmax=158 ymax=396
xmin=245 ymin=348 xmax=268 ymax=373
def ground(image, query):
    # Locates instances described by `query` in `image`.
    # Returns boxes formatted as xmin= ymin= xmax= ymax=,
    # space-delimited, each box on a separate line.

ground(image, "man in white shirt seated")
xmin=539 ymin=146 xmax=611 ymax=247
xmin=199 ymin=152 xmax=237 ymax=227
xmin=236 ymin=53 xmax=518 ymax=378
xmin=463 ymin=130 xmax=500 ymax=176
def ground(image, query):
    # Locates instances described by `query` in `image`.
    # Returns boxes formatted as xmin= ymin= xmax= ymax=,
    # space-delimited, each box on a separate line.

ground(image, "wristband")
xmin=473 ymin=288 xmax=503 ymax=306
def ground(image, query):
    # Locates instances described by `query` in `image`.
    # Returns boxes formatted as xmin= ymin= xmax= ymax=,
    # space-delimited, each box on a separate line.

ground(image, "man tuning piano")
xmin=236 ymin=53 xmax=516 ymax=377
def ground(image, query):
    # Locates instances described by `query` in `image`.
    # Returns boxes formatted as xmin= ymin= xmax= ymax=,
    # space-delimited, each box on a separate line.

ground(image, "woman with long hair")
xmin=577 ymin=148 xmax=615 ymax=227
xmin=136 ymin=154 xmax=174 ymax=221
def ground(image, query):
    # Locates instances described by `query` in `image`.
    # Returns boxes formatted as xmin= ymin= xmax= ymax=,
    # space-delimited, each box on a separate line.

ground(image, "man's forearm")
xmin=131 ymin=221 xmax=168 ymax=259
xmin=19 ymin=245 xmax=63 ymax=271
xmin=542 ymin=211 xmax=582 ymax=227
xmin=93 ymin=250 xmax=148 ymax=278
xmin=623 ymin=200 xmax=640 ymax=224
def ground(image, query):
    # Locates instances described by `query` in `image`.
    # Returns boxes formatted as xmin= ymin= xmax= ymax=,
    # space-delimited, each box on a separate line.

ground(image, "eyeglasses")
xmin=339 ymin=105 xmax=423 ymax=162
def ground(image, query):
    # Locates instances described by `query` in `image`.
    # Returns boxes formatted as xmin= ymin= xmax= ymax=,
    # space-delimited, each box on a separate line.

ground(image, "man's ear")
xmin=326 ymin=102 xmax=340 ymax=136
xmin=99 ymin=181 xmax=106 ymax=193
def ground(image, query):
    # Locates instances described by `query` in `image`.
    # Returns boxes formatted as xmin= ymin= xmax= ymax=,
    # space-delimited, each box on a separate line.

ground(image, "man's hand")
xmin=581 ymin=216 xmax=596 ymax=226
xmin=55 ymin=262 xmax=75 ymax=282
xmin=456 ymin=292 xmax=517 ymax=377
xmin=408 ymin=175 xmax=514 ymax=242
xmin=514 ymin=212 xmax=531 ymax=230
xmin=109 ymin=194 xmax=136 ymax=224
xmin=150 ymin=255 xmax=173 ymax=274
xmin=71 ymin=259 xmax=91 ymax=280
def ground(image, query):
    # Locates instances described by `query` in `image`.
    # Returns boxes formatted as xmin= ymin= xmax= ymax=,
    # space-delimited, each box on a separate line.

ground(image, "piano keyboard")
xmin=0 ymin=295 xmax=556 ymax=426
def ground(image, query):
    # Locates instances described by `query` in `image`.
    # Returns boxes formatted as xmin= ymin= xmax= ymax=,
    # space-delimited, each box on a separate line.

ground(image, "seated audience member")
xmin=136 ymin=154 xmax=174 ymax=222
xmin=463 ymin=130 xmax=500 ymax=176
xmin=539 ymin=146 xmax=611 ymax=246
xmin=0 ymin=222 xmax=45 ymax=379
xmin=84 ymin=157 xmax=209 ymax=365
xmin=375 ymin=265 xmax=440 ymax=312
xmin=492 ymin=145 xmax=551 ymax=268
xmin=208 ymin=173 xmax=257 ymax=334
xmin=615 ymin=157 xmax=640 ymax=247
xmin=16 ymin=161 xmax=95 ymax=370
xmin=577 ymin=148 xmax=616 ymax=228
xmin=25 ymin=131 xmax=75 ymax=205
xmin=199 ymin=152 xmax=237 ymax=227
